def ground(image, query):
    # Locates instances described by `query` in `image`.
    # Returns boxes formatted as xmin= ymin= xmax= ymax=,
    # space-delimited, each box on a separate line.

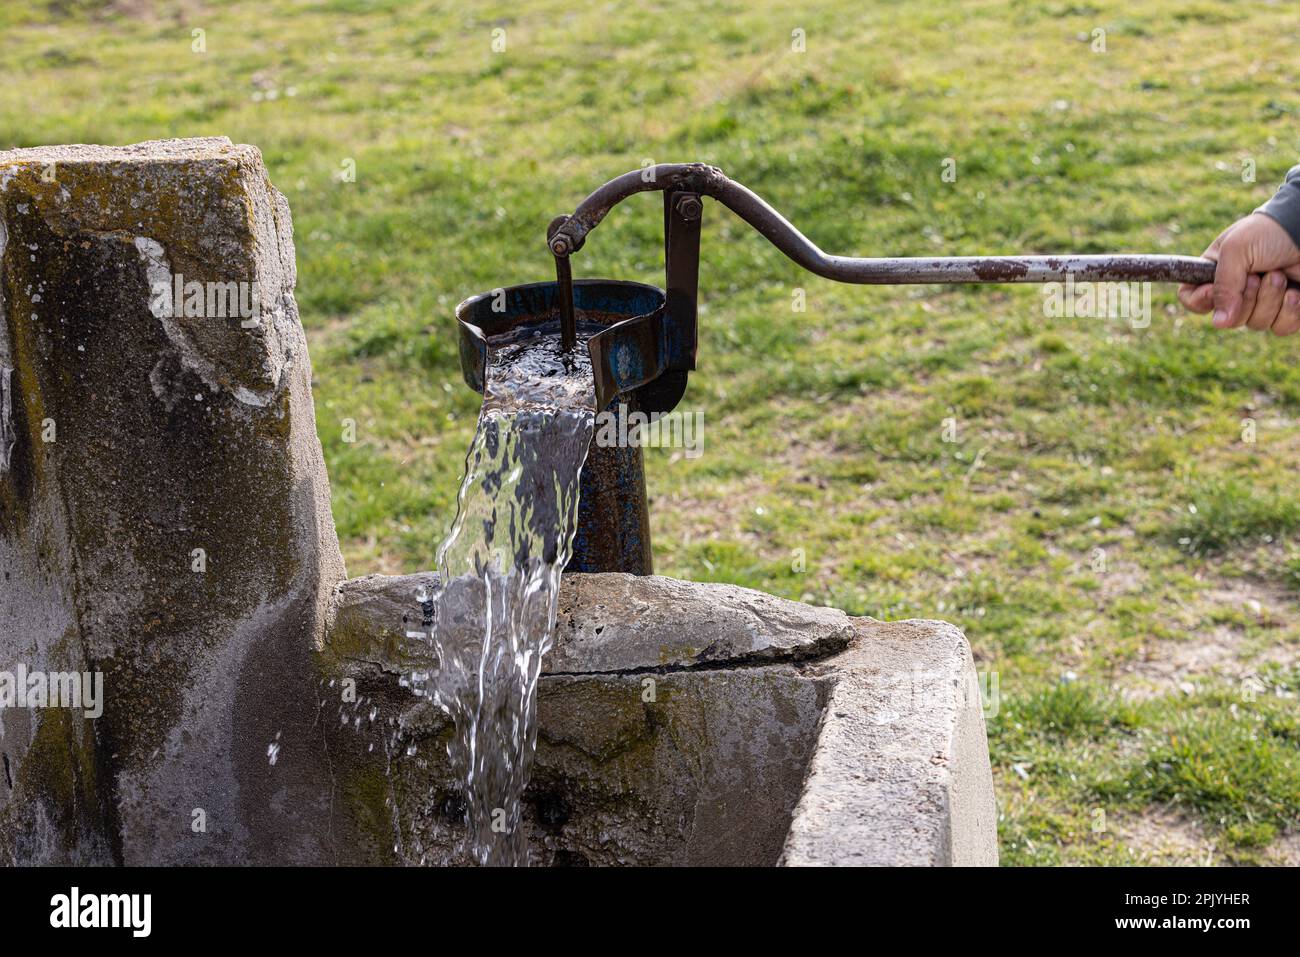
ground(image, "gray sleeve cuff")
xmin=1257 ymin=164 xmax=1300 ymax=250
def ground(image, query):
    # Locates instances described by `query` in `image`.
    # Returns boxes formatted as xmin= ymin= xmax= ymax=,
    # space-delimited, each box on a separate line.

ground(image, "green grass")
xmin=1100 ymin=694 xmax=1300 ymax=846
xmin=1168 ymin=480 xmax=1300 ymax=556
xmin=3 ymin=0 xmax=1299 ymax=865
xmin=992 ymin=669 xmax=1299 ymax=864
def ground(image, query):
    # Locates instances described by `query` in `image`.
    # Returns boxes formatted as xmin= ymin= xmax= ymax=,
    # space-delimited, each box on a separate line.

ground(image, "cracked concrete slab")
xmin=327 ymin=570 xmax=855 ymax=675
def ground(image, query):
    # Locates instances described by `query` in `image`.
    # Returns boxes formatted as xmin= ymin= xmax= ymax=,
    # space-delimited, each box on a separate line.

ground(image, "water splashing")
xmin=424 ymin=326 xmax=597 ymax=866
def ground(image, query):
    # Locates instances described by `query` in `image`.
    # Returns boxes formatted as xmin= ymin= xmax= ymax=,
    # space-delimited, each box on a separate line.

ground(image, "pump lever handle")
xmin=548 ymin=163 xmax=1229 ymax=287
xmin=549 ymin=164 xmax=1295 ymax=417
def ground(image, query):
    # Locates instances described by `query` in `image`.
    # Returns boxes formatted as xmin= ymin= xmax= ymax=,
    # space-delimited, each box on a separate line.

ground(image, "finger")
xmin=1232 ymin=274 xmax=1263 ymax=330
xmin=1178 ymin=282 xmax=1215 ymax=313
xmin=1212 ymin=240 xmax=1252 ymax=327
xmin=1247 ymin=271 xmax=1287 ymax=331
xmin=1273 ymin=289 xmax=1300 ymax=336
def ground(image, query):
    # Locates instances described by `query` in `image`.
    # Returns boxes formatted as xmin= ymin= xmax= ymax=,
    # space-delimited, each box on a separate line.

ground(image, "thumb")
xmin=1212 ymin=239 xmax=1251 ymax=328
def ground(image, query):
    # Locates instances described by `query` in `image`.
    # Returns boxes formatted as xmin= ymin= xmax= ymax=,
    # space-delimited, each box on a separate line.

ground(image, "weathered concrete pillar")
xmin=0 ymin=138 xmax=346 ymax=863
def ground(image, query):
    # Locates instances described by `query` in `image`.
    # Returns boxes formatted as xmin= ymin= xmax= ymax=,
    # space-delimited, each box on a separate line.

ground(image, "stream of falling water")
xmin=425 ymin=326 xmax=597 ymax=866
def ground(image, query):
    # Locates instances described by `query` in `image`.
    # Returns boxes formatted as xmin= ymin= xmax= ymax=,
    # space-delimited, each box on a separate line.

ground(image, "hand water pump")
xmin=457 ymin=163 xmax=1226 ymax=575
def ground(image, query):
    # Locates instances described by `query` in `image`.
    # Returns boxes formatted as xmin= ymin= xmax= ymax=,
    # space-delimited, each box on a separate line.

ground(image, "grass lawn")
xmin=3 ymin=0 xmax=1298 ymax=865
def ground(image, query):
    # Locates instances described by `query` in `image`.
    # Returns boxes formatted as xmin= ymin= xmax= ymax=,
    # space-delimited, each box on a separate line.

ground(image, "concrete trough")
xmin=324 ymin=573 xmax=999 ymax=866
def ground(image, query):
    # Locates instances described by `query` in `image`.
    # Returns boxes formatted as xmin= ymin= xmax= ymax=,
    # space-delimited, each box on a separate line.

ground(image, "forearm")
xmin=1258 ymin=164 xmax=1300 ymax=250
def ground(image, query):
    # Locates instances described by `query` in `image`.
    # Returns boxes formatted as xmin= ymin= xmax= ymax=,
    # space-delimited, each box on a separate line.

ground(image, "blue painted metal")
xmin=568 ymin=398 xmax=652 ymax=575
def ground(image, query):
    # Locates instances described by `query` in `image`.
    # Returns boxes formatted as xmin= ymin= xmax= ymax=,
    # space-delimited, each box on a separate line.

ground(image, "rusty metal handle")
xmin=548 ymin=163 xmax=1219 ymax=286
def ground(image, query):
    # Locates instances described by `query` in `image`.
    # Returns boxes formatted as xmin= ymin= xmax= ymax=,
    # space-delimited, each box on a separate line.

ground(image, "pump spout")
xmin=455 ymin=279 xmax=661 ymax=574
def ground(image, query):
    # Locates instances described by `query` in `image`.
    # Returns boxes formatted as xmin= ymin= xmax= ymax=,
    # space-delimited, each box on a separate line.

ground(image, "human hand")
xmin=1177 ymin=213 xmax=1300 ymax=334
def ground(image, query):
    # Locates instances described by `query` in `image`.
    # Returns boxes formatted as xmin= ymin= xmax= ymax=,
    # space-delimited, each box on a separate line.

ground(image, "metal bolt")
xmin=549 ymin=235 xmax=572 ymax=257
xmin=675 ymin=194 xmax=702 ymax=221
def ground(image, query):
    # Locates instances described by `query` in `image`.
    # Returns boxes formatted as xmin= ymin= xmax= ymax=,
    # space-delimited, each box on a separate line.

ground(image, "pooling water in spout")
xmin=427 ymin=327 xmax=596 ymax=866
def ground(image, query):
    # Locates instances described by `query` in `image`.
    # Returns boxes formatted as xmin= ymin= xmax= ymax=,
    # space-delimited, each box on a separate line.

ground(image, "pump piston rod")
xmin=546 ymin=163 xmax=1219 ymax=287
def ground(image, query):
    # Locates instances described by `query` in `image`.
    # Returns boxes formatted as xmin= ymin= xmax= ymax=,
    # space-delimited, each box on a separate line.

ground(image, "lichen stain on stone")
xmin=336 ymin=760 xmax=400 ymax=865
xmin=0 ymin=216 xmax=11 ymax=475
xmin=1 ymin=150 xmax=283 ymax=404
xmin=0 ymin=367 xmax=14 ymax=477
xmin=0 ymin=704 xmax=113 ymax=864
xmin=0 ymin=213 xmax=52 ymax=532
xmin=536 ymin=676 xmax=659 ymax=764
